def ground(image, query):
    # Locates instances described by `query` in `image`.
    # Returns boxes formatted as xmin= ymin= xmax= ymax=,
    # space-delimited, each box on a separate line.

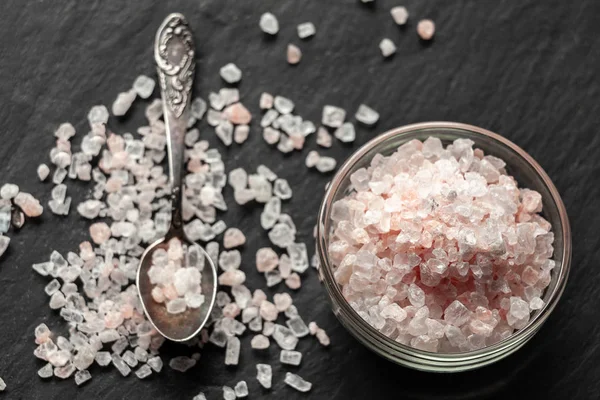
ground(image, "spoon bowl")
xmin=137 ymin=232 xmax=217 ymax=342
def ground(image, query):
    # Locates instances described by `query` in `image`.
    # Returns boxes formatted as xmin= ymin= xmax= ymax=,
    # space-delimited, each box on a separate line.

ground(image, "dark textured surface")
xmin=0 ymin=0 xmax=598 ymax=399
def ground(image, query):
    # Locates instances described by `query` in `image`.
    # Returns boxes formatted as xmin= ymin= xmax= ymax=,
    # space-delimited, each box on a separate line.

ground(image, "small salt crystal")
xmin=316 ymin=156 xmax=337 ymax=173
xmin=316 ymin=328 xmax=330 ymax=346
xmin=379 ymin=38 xmax=397 ymax=57
xmin=112 ymin=354 xmax=131 ymax=376
xmin=220 ymin=63 xmax=242 ymax=84
xmin=287 ymin=316 xmax=310 ymax=338
xmin=38 ymin=363 xmax=54 ymax=378
xmin=256 ymin=364 xmax=272 ymax=389
xmin=193 ymin=393 xmax=207 ymax=400
xmin=297 ymin=22 xmax=316 ymax=39
xmin=274 ymin=96 xmax=295 ymax=115
xmin=334 ymin=122 xmax=356 ymax=143
xmin=530 ymin=297 xmax=545 ymax=310
xmin=95 ymin=352 xmax=111 ymax=366
xmin=54 ymin=363 xmax=76 ymax=379
xmin=88 ymin=105 xmax=109 ymax=126
xmin=284 ymin=372 xmax=312 ymax=392
xmin=417 ymin=19 xmax=436 ymax=40
xmin=234 ymin=125 xmax=250 ymax=144
xmin=219 ymin=250 xmax=242 ymax=271
xmin=285 ymin=273 xmax=301 ymax=290
xmin=135 ymin=364 xmax=152 ymax=379
xmin=74 ymin=370 xmax=91 ymax=386
xmin=37 ymin=164 xmax=50 ymax=181
xmin=263 ymin=127 xmax=281 ymax=145
xmin=277 ymin=135 xmax=294 ymax=153
xmin=216 ymin=121 xmax=234 ymax=146
xmin=272 ymin=325 xmax=299 ymax=350
xmin=287 ymin=44 xmax=302 ymax=65
xmin=222 ymin=386 xmax=236 ymax=400
xmin=260 ymin=92 xmax=274 ymax=110
xmin=355 ymin=104 xmax=380 ymax=126
xmin=14 ymin=192 xmax=43 ymax=217
xmin=225 ymin=337 xmax=241 ymax=365
xmin=133 ymin=75 xmax=155 ymax=99
xmin=224 ymin=103 xmax=252 ymax=125
xmin=223 ymin=228 xmax=246 ymax=249
xmin=390 ymin=6 xmax=409 ymax=25
xmin=235 ymin=381 xmax=249 ymax=398
xmin=273 ymin=179 xmax=292 ymax=200
xmin=274 ymin=293 xmax=293 ymax=311
xmin=0 ymin=184 xmax=19 ymax=200
xmin=316 ymin=127 xmax=332 ymax=148
xmin=218 ymin=270 xmax=246 ymax=286
xmin=251 ymin=334 xmax=270 ymax=349
xmin=280 ymin=350 xmax=302 ymax=366
xmin=169 ymin=356 xmax=196 ymax=372
xmin=191 ymin=97 xmax=208 ymax=120
xmin=259 ymin=12 xmax=279 ymax=35
xmin=322 ymin=105 xmax=346 ymax=128
xmin=147 ymin=356 xmax=163 ymax=372
xmin=112 ymin=89 xmax=137 ymax=117
xmin=220 ymin=88 xmax=240 ymax=106
xmin=257 ymin=165 xmax=277 ymax=181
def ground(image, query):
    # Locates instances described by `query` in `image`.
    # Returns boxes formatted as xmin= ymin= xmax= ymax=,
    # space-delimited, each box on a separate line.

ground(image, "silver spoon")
xmin=136 ymin=13 xmax=217 ymax=342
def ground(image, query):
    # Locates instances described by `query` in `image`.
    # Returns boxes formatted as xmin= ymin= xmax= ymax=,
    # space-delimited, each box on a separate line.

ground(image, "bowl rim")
xmin=316 ymin=121 xmax=572 ymax=362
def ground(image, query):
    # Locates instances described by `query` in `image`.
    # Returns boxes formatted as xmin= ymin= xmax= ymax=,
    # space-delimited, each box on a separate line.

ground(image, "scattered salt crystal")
xmin=316 ymin=328 xmax=330 ymax=346
xmin=280 ymin=350 xmax=302 ymax=366
xmin=316 ymin=127 xmax=332 ymax=148
xmin=37 ymin=164 xmax=50 ymax=181
xmin=417 ymin=19 xmax=436 ymax=40
xmin=251 ymin=334 xmax=270 ymax=349
xmin=277 ymin=135 xmax=295 ymax=153
xmin=260 ymin=300 xmax=279 ymax=321
xmin=379 ymin=38 xmax=397 ymax=57
xmin=272 ymin=325 xmax=299 ymax=350
xmin=134 ymin=364 xmax=152 ymax=379
xmin=257 ymin=165 xmax=278 ymax=181
xmin=14 ymin=192 xmax=43 ymax=217
xmin=284 ymin=372 xmax=312 ymax=392
xmin=273 ymin=179 xmax=292 ymax=200
xmin=316 ymin=156 xmax=337 ymax=173
xmin=287 ymin=316 xmax=310 ymax=337
xmin=259 ymin=13 xmax=279 ymax=35
xmin=224 ymin=103 xmax=252 ymax=125
xmin=112 ymin=89 xmax=137 ymax=117
xmin=235 ymin=381 xmax=249 ymax=397
xmin=111 ymin=354 xmax=131 ymax=376
xmin=219 ymin=250 xmax=242 ymax=270
xmin=274 ymin=293 xmax=293 ymax=311
xmin=274 ymin=96 xmax=295 ymax=115
xmin=87 ymin=105 xmax=109 ymax=126
xmin=263 ymin=127 xmax=281 ymax=145
xmin=216 ymin=121 xmax=234 ymax=146
xmin=234 ymin=125 xmax=250 ymax=144
xmin=256 ymin=364 xmax=272 ymax=389
xmin=322 ymin=105 xmax=346 ymax=128
xmin=193 ymin=394 xmax=207 ymax=400
xmin=54 ymin=363 xmax=76 ymax=379
xmin=207 ymin=109 xmax=224 ymax=126
xmin=133 ymin=75 xmax=155 ymax=99
xmin=530 ymin=297 xmax=545 ymax=310
xmin=334 ymin=122 xmax=356 ymax=143
xmin=220 ymin=63 xmax=242 ymax=84
xmin=0 ymin=184 xmax=18 ymax=200
xmin=219 ymin=270 xmax=246 ymax=286
xmin=256 ymin=247 xmax=279 ymax=272
xmin=147 ymin=356 xmax=163 ymax=372
xmin=355 ymin=104 xmax=380 ymax=126
xmin=268 ymin=223 xmax=296 ymax=248
xmin=95 ymin=352 xmax=111 ymax=366
xmin=169 ymin=356 xmax=196 ymax=372
xmin=225 ymin=337 xmax=241 ymax=365
xmin=390 ymin=6 xmax=409 ymax=25
xmin=223 ymin=228 xmax=246 ymax=249
xmin=285 ymin=273 xmax=301 ymax=290
xmin=223 ymin=386 xmax=236 ymax=400
xmin=297 ymin=22 xmax=316 ymax=39
xmin=38 ymin=363 xmax=54 ymax=378
xmin=74 ymin=370 xmax=91 ymax=386
xmin=287 ymin=44 xmax=302 ymax=65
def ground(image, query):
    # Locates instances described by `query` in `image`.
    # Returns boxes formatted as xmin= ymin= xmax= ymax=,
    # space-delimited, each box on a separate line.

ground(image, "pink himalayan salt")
xmin=256 ymin=247 xmax=279 ymax=272
xmin=14 ymin=192 xmax=43 ymax=217
xmin=223 ymin=103 xmax=252 ymax=125
xmin=329 ymin=137 xmax=554 ymax=353
xmin=260 ymin=301 xmax=278 ymax=321
xmin=223 ymin=302 xmax=241 ymax=318
xmin=252 ymin=289 xmax=267 ymax=307
xmin=273 ymin=293 xmax=293 ymax=311
xmin=89 ymin=222 xmax=111 ymax=244
xmin=287 ymin=44 xmax=302 ymax=65
xmin=223 ymin=228 xmax=246 ymax=249
xmin=417 ymin=19 xmax=435 ymax=40
xmin=218 ymin=270 xmax=246 ymax=286
xmin=285 ymin=273 xmax=301 ymax=290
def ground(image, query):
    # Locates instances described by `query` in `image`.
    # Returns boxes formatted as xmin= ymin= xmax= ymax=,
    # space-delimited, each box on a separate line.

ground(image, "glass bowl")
xmin=316 ymin=122 xmax=571 ymax=372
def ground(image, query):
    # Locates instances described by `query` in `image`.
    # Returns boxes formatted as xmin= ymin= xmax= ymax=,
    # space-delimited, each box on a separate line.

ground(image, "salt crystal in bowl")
xmin=316 ymin=122 xmax=571 ymax=372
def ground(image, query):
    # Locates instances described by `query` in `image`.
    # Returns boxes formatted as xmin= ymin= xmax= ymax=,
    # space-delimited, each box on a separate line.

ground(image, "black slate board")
xmin=0 ymin=0 xmax=598 ymax=399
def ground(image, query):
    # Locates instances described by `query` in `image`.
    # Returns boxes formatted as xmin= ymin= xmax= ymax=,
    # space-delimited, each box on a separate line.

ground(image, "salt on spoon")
xmin=136 ymin=13 xmax=217 ymax=342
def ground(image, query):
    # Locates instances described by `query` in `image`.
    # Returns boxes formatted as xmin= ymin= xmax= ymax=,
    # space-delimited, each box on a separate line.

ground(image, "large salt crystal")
xmin=256 ymin=247 xmax=279 ymax=272
xmin=322 ymin=105 xmax=346 ymax=128
xmin=235 ymin=381 xmax=249 ymax=398
xmin=112 ymin=89 xmax=136 ymax=117
xmin=334 ymin=122 xmax=356 ymax=143
xmin=223 ymin=228 xmax=246 ymax=249
xmin=379 ymin=38 xmax=396 ymax=57
xmin=259 ymin=13 xmax=279 ymax=35
xmin=280 ymin=350 xmax=302 ymax=366
xmin=220 ymin=63 xmax=242 ymax=84
xmin=133 ymin=75 xmax=155 ymax=99
xmin=355 ymin=104 xmax=380 ymax=126
xmin=390 ymin=6 xmax=409 ymax=25
xmin=169 ymin=356 xmax=196 ymax=372
xmin=225 ymin=337 xmax=241 ymax=365
xmin=251 ymin=334 xmax=270 ymax=349
xmin=14 ymin=192 xmax=43 ymax=217
xmin=297 ymin=22 xmax=316 ymax=39
xmin=284 ymin=372 xmax=312 ymax=392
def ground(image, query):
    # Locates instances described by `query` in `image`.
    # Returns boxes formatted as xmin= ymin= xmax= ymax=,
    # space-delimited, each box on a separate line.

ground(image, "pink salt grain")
xmin=285 ymin=273 xmax=301 ymax=290
xmin=89 ymin=222 xmax=111 ymax=245
xmin=256 ymin=247 xmax=279 ymax=272
xmin=417 ymin=19 xmax=435 ymax=40
xmin=328 ymin=138 xmax=554 ymax=353
xmin=223 ymin=103 xmax=252 ymax=125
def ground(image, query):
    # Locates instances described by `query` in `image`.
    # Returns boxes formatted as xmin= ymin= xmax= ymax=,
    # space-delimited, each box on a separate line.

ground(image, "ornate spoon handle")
xmin=154 ymin=13 xmax=195 ymax=229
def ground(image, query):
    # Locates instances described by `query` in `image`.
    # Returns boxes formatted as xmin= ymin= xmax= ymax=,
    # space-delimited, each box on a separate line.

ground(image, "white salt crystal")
xmin=133 ymin=75 xmax=155 ymax=99
xmin=225 ymin=337 xmax=241 ymax=365
xmin=284 ymin=372 xmax=312 ymax=392
xmin=273 ymin=179 xmax=292 ymax=200
xmin=49 ymin=291 xmax=67 ymax=309
xmin=235 ymin=381 xmax=249 ymax=397
xmin=260 ymin=92 xmax=274 ymax=109
xmin=234 ymin=125 xmax=250 ymax=144
xmin=257 ymin=165 xmax=278 ymax=181
xmin=219 ymin=88 xmax=240 ymax=106
xmin=112 ymin=89 xmax=137 ymax=117
xmin=135 ymin=364 xmax=152 ymax=379
xmin=87 ymin=105 xmax=109 ymax=126
xmin=191 ymin=97 xmax=207 ymax=119
xmin=530 ymin=297 xmax=545 ymax=310
xmin=280 ymin=350 xmax=302 ymax=365
xmin=263 ymin=127 xmax=280 ymax=145
xmin=0 ymin=184 xmax=18 ymax=200
xmin=38 ymin=363 xmax=54 ymax=378
xmin=74 ymin=370 xmax=91 ymax=386
xmin=166 ymin=298 xmax=187 ymax=314
xmin=223 ymin=386 xmax=236 ymax=400
xmin=322 ymin=105 xmax=346 ymax=128
xmin=379 ymin=38 xmax=397 ymax=57
xmin=193 ymin=393 xmax=207 ymax=400
xmin=220 ymin=63 xmax=242 ymax=84
xmin=297 ymin=22 xmax=316 ymax=39
xmin=355 ymin=104 xmax=380 ymax=125
xmin=37 ymin=164 xmax=50 ymax=181
xmin=259 ymin=12 xmax=279 ymax=35
xmin=54 ymin=122 xmax=76 ymax=140
xmin=216 ymin=121 xmax=234 ymax=146
xmin=112 ymin=354 xmax=131 ymax=376
xmin=256 ymin=363 xmax=272 ymax=389
xmin=95 ymin=352 xmax=111 ymax=366
xmin=229 ymin=168 xmax=248 ymax=190
xmin=334 ymin=122 xmax=355 ymax=143
xmin=147 ymin=356 xmax=163 ymax=372
xmin=219 ymin=250 xmax=242 ymax=270
xmin=316 ymin=156 xmax=337 ymax=173
xmin=169 ymin=356 xmax=196 ymax=372
xmin=272 ymin=325 xmax=298 ymax=350
xmin=54 ymin=363 xmax=76 ymax=379
xmin=209 ymin=92 xmax=225 ymax=111
xmin=268 ymin=223 xmax=296 ymax=248
xmin=251 ymin=334 xmax=270 ymax=349
xmin=390 ymin=6 xmax=409 ymax=25
xmin=261 ymin=109 xmax=279 ymax=128
xmin=287 ymin=316 xmax=310 ymax=337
